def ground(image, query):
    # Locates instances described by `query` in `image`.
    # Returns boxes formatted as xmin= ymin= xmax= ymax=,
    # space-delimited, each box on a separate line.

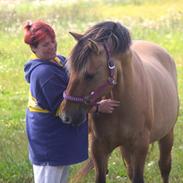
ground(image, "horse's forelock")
xmin=69 ymin=40 xmax=91 ymax=73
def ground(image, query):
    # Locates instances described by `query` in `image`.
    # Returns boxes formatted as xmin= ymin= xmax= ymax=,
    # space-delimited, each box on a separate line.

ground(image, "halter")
xmin=63 ymin=43 xmax=117 ymax=106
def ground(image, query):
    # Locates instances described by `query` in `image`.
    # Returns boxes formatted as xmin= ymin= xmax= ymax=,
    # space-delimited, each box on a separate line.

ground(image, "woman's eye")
xmin=84 ymin=73 xmax=94 ymax=80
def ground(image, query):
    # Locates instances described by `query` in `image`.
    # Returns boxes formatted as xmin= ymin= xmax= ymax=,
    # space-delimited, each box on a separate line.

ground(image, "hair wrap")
xmin=23 ymin=20 xmax=55 ymax=47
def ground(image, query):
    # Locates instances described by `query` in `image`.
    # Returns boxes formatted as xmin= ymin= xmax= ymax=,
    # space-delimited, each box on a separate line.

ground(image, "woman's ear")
xmin=30 ymin=45 xmax=36 ymax=54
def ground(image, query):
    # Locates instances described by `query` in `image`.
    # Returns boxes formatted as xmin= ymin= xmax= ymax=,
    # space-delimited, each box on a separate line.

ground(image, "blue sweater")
xmin=24 ymin=55 xmax=88 ymax=166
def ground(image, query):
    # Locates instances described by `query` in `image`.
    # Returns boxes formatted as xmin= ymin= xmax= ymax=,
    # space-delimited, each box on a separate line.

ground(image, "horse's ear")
xmin=69 ymin=32 xmax=83 ymax=41
xmin=88 ymin=39 xmax=101 ymax=55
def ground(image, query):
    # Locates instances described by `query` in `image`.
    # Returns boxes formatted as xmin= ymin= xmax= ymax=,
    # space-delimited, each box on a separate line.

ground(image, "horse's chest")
xmin=92 ymin=117 xmax=139 ymax=147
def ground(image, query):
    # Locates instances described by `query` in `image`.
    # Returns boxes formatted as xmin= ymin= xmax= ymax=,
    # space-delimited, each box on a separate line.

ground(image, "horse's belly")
xmin=146 ymin=62 xmax=179 ymax=142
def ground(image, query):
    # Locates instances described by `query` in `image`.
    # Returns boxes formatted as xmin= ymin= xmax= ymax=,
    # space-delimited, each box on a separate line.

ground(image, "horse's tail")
xmin=146 ymin=143 xmax=155 ymax=161
xmin=69 ymin=158 xmax=94 ymax=183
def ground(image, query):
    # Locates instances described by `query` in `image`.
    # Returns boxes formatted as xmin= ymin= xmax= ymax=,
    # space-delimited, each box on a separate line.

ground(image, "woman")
xmin=23 ymin=20 xmax=120 ymax=183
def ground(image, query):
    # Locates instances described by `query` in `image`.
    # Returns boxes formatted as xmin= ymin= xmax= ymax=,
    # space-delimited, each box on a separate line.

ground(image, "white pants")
xmin=33 ymin=164 xmax=69 ymax=183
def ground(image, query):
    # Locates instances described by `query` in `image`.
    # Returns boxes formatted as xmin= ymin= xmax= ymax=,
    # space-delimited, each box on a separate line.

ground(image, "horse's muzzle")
xmin=59 ymin=109 xmax=87 ymax=126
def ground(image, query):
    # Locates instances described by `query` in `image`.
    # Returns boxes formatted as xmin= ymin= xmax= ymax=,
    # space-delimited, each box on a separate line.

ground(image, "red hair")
xmin=24 ymin=20 xmax=55 ymax=47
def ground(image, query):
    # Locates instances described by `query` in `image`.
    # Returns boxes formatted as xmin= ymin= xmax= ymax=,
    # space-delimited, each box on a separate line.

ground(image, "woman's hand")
xmin=90 ymin=99 xmax=120 ymax=114
xmin=97 ymin=99 xmax=120 ymax=113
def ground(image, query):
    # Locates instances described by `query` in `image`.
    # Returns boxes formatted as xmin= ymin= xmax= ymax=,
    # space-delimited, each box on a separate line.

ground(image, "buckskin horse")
xmin=60 ymin=21 xmax=179 ymax=183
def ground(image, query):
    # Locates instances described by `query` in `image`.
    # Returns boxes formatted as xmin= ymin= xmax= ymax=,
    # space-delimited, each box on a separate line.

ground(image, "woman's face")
xmin=31 ymin=35 xmax=57 ymax=60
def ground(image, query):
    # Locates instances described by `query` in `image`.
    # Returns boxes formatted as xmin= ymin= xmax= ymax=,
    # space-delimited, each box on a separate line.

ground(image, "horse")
xmin=60 ymin=21 xmax=179 ymax=183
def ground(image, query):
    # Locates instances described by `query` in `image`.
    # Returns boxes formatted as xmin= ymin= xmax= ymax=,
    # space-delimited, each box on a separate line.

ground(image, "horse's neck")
xmin=112 ymin=50 xmax=144 ymax=100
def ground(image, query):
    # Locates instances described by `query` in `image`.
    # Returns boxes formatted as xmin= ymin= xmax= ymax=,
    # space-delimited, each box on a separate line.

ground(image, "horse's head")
xmin=60 ymin=21 xmax=131 ymax=126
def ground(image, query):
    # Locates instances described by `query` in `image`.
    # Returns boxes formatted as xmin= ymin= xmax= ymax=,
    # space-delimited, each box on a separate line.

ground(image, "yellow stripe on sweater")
xmin=30 ymin=54 xmax=64 ymax=67
xmin=28 ymin=91 xmax=49 ymax=113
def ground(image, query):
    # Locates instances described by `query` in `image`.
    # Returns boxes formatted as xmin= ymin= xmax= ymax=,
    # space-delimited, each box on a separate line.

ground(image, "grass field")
xmin=0 ymin=0 xmax=182 ymax=182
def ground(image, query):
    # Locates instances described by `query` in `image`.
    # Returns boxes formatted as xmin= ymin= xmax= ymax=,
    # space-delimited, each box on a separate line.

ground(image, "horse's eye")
xmin=84 ymin=73 xmax=94 ymax=81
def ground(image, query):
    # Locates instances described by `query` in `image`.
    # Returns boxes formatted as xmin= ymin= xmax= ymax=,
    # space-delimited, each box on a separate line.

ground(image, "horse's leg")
xmin=120 ymin=146 xmax=133 ymax=180
xmin=158 ymin=128 xmax=174 ymax=183
xmin=131 ymin=137 xmax=149 ymax=183
xmin=92 ymin=138 xmax=109 ymax=183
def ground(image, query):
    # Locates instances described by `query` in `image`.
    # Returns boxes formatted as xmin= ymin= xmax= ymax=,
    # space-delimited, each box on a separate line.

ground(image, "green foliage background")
xmin=0 ymin=0 xmax=182 ymax=182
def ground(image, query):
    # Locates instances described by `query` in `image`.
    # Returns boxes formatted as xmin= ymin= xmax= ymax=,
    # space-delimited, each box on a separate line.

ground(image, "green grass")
xmin=0 ymin=0 xmax=182 ymax=182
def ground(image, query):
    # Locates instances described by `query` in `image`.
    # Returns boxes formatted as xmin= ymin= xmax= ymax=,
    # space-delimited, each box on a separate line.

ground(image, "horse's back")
xmin=131 ymin=40 xmax=177 ymax=90
xmin=131 ymin=40 xmax=179 ymax=141
xmin=132 ymin=40 xmax=176 ymax=80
